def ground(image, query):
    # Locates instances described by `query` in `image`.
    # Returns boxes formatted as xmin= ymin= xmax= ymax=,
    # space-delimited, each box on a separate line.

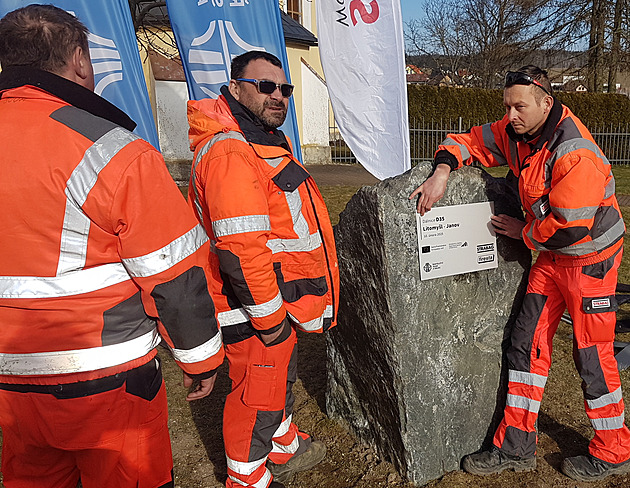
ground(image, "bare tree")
xmin=404 ymin=0 xmax=469 ymax=84
xmin=128 ymin=0 xmax=179 ymax=60
xmin=606 ymin=0 xmax=625 ymax=92
xmin=406 ymin=0 xmax=592 ymax=88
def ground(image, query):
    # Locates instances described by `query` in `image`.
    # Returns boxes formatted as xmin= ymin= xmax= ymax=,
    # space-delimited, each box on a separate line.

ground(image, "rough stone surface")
xmin=326 ymin=162 xmax=532 ymax=486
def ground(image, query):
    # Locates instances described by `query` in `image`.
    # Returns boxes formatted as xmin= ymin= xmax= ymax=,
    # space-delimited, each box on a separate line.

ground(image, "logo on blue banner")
xmin=187 ymin=19 xmax=265 ymax=99
xmin=0 ymin=0 xmax=160 ymax=149
xmin=88 ymin=32 xmax=124 ymax=96
xmin=167 ymin=0 xmax=302 ymax=160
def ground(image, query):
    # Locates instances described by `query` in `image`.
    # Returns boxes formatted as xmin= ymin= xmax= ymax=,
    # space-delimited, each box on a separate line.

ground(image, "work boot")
xmin=462 ymin=446 xmax=536 ymax=475
xmin=561 ymin=454 xmax=630 ymax=481
xmin=267 ymin=440 xmax=327 ymax=484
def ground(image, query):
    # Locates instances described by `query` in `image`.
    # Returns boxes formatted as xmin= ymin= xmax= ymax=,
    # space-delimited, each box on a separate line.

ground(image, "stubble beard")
xmin=258 ymin=100 xmax=287 ymax=129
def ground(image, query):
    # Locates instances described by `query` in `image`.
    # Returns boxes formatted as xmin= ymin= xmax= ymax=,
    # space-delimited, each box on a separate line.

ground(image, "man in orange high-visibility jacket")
xmin=411 ymin=65 xmax=630 ymax=482
xmin=0 ymin=6 xmax=224 ymax=488
xmin=188 ymin=51 xmax=339 ymax=488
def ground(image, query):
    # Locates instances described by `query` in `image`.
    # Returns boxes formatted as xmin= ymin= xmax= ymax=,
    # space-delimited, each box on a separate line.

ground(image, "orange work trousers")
xmin=0 ymin=359 xmax=173 ymax=488
xmin=494 ymin=250 xmax=630 ymax=463
xmin=224 ymin=327 xmax=311 ymax=487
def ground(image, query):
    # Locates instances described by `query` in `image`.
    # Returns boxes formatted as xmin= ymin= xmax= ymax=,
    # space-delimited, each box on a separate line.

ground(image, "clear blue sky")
xmin=399 ymin=0 xmax=423 ymax=23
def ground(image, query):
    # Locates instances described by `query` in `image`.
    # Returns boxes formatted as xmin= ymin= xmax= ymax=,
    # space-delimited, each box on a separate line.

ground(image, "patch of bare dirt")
xmin=165 ymin=322 xmax=630 ymax=488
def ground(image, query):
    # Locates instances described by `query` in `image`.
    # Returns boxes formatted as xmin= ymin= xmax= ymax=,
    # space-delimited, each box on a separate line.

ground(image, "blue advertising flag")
xmin=166 ymin=0 xmax=302 ymax=161
xmin=0 ymin=0 xmax=160 ymax=149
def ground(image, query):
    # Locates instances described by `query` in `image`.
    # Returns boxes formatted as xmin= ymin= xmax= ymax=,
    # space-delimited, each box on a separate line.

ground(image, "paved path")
xmin=306 ymin=164 xmax=379 ymax=187
xmin=618 ymin=195 xmax=630 ymax=206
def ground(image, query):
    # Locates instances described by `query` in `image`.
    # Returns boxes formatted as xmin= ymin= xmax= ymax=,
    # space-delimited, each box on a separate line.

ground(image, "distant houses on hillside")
xmin=405 ymin=64 xmax=630 ymax=96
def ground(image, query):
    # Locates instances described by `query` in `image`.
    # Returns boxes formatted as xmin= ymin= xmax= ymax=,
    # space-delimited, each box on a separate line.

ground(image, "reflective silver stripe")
xmin=243 ymin=291 xmax=283 ymax=318
xmin=0 ymin=263 xmax=131 ymax=299
xmin=284 ymin=188 xmax=309 ymax=238
xmin=217 ymin=308 xmax=249 ymax=327
xmin=324 ymin=305 xmax=333 ymax=318
xmin=0 ymin=329 xmax=160 ymax=375
xmin=552 ymin=138 xmax=609 ymax=165
xmin=57 ymin=127 xmax=139 ymax=275
xmin=442 ymin=137 xmax=471 ymax=162
xmin=170 ymin=332 xmax=222 ymax=364
xmin=226 ymin=455 xmax=267 ymax=476
xmin=587 ymin=387 xmax=623 ymax=410
xmin=509 ymin=370 xmax=548 ymax=388
xmin=605 ymin=177 xmax=616 ymax=200
xmin=271 ymin=434 xmax=300 ymax=455
xmin=527 ymin=218 xmax=625 ymax=255
xmin=555 ymin=219 xmax=625 ymax=256
xmin=122 ymin=224 xmax=209 ymax=278
xmin=266 ymin=232 xmax=322 ymax=254
xmin=56 ymin=203 xmax=91 ymax=275
xmin=288 ymin=305 xmax=332 ymax=332
xmin=191 ymin=131 xmax=248 ymax=228
xmin=591 ymin=413 xmax=625 ymax=431
xmin=227 ymin=469 xmax=270 ymax=488
xmin=481 ymin=123 xmax=507 ymax=165
xmin=66 ymin=127 xmax=139 ymax=205
xmin=212 ymin=215 xmax=271 ymax=238
xmin=264 ymin=156 xmax=284 ymax=168
xmin=191 ymin=141 xmax=212 ymax=228
xmin=551 ymin=205 xmax=599 ymax=223
xmin=506 ymin=393 xmax=541 ymax=413
xmin=272 ymin=414 xmax=292 ymax=438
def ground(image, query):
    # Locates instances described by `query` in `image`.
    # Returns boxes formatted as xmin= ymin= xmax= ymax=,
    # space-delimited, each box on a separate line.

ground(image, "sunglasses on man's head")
xmin=236 ymin=78 xmax=294 ymax=98
xmin=504 ymin=71 xmax=551 ymax=96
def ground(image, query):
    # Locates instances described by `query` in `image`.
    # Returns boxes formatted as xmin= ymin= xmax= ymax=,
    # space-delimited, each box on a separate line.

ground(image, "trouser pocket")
xmin=126 ymin=358 xmax=163 ymax=401
xmin=243 ymin=363 xmax=281 ymax=410
xmin=581 ymin=289 xmax=617 ymax=343
xmin=242 ymin=331 xmax=295 ymax=410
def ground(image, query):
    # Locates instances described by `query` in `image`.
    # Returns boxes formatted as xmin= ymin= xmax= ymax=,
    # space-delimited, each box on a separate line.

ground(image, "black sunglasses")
xmin=236 ymin=78 xmax=294 ymax=98
xmin=505 ymin=71 xmax=551 ymax=96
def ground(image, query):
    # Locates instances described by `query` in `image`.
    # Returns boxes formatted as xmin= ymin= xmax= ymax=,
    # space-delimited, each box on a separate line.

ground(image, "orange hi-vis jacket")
xmin=0 ymin=67 xmax=224 ymax=385
xmin=187 ymin=90 xmax=339 ymax=340
xmin=434 ymin=99 xmax=624 ymax=266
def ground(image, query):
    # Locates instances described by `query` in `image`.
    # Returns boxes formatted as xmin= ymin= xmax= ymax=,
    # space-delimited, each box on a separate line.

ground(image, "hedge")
xmin=407 ymin=85 xmax=630 ymax=128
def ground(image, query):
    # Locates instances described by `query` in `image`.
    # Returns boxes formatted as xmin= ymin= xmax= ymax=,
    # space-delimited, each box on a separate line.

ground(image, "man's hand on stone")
xmin=491 ymin=214 xmax=525 ymax=240
xmin=409 ymin=164 xmax=450 ymax=215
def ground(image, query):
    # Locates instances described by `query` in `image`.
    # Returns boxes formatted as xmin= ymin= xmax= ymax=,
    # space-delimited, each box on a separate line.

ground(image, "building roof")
xmin=281 ymin=11 xmax=318 ymax=46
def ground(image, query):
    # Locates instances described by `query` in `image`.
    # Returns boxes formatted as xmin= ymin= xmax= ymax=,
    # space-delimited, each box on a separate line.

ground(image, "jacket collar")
xmin=506 ymin=97 xmax=563 ymax=151
xmin=220 ymin=85 xmax=290 ymax=151
xmin=0 ymin=66 xmax=136 ymax=132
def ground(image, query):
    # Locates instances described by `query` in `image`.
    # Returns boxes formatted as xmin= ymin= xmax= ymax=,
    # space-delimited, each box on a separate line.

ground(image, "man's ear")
xmin=73 ymin=46 xmax=90 ymax=81
xmin=543 ymin=94 xmax=554 ymax=113
xmin=229 ymin=79 xmax=240 ymax=101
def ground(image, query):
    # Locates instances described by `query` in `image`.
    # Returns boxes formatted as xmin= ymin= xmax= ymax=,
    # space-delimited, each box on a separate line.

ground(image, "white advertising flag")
xmin=316 ymin=0 xmax=410 ymax=180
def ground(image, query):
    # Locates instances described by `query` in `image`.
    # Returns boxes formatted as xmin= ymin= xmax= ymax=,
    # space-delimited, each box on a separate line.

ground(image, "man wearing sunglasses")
xmin=186 ymin=51 xmax=339 ymax=488
xmin=410 ymin=65 xmax=630 ymax=481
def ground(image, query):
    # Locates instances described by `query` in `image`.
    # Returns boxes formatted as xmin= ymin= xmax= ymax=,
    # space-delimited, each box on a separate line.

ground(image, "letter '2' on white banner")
xmin=317 ymin=0 xmax=410 ymax=180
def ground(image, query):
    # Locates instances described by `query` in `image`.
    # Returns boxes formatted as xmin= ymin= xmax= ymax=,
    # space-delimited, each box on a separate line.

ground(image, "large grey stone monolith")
xmin=327 ymin=162 xmax=531 ymax=485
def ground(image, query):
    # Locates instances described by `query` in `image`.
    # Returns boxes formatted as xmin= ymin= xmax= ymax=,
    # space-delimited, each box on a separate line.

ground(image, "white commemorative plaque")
xmin=416 ymin=201 xmax=498 ymax=280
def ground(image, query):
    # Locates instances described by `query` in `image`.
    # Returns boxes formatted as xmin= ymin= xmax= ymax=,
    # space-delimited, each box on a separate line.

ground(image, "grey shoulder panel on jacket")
xmin=547 ymin=116 xmax=583 ymax=154
xmin=49 ymin=105 xmax=122 ymax=143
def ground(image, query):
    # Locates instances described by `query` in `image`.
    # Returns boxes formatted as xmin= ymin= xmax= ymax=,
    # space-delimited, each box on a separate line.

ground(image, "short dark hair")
xmin=230 ymin=51 xmax=283 ymax=80
xmin=0 ymin=4 xmax=89 ymax=73
xmin=516 ymin=65 xmax=553 ymax=100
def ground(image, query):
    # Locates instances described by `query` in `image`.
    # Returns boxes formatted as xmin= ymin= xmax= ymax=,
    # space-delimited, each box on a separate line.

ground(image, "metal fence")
xmin=329 ymin=118 xmax=630 ymax=166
